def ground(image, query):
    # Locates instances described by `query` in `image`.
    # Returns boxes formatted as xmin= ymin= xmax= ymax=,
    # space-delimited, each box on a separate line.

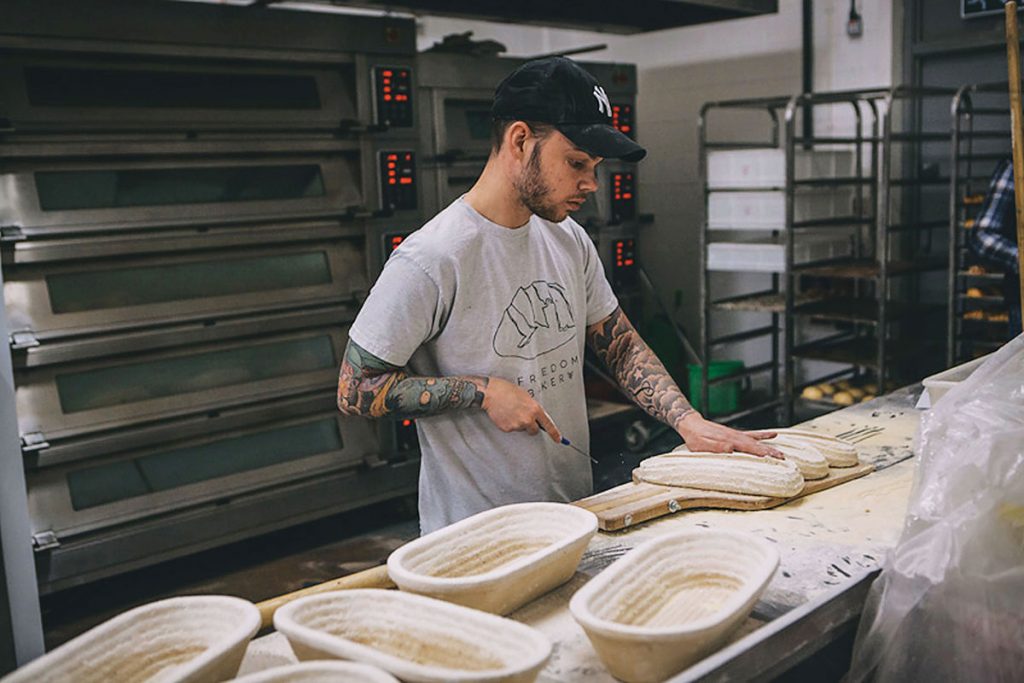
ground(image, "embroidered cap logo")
xmin=592 ymin=85 xmax=612 ymax=118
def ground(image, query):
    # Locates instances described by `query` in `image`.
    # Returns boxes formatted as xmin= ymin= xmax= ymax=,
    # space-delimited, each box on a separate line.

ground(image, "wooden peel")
xmin=574 ymin=462 xmax=874 ymax=531
xmin=255 ymin=563 xmax=394 ymax=630
xmin=1005 ymin=1 xmax=1024 ymax=316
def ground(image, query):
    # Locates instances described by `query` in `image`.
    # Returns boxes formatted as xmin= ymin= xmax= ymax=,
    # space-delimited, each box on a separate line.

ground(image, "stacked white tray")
xmin=706 ymin=149 xmax=857 ymax=233
xmin=706 ymin=234 xmax=854 ymax=272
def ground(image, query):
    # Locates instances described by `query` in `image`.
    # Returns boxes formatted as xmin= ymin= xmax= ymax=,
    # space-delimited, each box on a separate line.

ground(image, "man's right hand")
xmin=482 ymin=377 xmax=562 ymax=444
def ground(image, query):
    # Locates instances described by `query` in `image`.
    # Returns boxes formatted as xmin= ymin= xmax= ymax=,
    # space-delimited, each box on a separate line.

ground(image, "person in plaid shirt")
xmin=967 ymin=158 xmax=1022 ymax=336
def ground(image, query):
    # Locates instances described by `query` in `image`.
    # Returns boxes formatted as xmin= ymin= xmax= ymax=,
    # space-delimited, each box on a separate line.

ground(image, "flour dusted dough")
xmin=636 ymin=452 xmax=805 ymax=498
xmin=771 ymin=428 xmax=860 ymax=467
xmin=765 ymin=434 xmax=829 ymax=479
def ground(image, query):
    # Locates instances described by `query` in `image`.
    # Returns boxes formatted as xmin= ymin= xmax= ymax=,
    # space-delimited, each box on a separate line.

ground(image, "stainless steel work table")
xmin=240 ymin=385 xmax=923 ymax=681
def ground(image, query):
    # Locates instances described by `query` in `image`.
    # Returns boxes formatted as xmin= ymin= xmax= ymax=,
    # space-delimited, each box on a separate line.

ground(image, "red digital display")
xmin=611 ymin=172 xmax=636 ymax=222
xmin=611 ymin=103 xmax=634 ymax=138
xmin=374 ymin=66 xmax=413 ymax=127
xmin=615 ymin=239 xmax=636 ymax=268
xmin=396 ymin=416 xmax=418 ymax=451
xmin=380 ymin=151 xmax=416 ymax=211
xmin=613 ymin=238 xmax=638 ymax=287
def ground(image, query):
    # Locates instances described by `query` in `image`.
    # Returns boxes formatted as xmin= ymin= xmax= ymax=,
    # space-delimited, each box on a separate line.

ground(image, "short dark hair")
xmin=490 ymin=119 xmax=555 ymax=152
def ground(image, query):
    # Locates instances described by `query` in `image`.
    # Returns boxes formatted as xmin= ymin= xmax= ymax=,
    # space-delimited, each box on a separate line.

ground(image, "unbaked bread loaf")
xmin=636 ymin=452 xmax=804 ymax=498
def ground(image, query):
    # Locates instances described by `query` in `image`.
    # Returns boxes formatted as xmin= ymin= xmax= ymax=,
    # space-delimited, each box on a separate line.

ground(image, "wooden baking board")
xmin=574 ymin=462 xmax=874 ymax=531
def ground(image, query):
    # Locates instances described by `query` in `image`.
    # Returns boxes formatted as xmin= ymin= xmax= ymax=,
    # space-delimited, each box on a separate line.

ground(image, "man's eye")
xmin=570 ymin=160 xmax=586 ymax=169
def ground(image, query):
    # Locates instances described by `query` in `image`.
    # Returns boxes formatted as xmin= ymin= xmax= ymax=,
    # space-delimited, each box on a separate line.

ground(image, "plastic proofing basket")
xmin=688 ymin=360 xmax=743 ymax=416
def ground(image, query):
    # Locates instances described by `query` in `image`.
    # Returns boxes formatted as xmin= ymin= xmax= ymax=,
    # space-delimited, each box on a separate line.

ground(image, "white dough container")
xmin=232 ymin=661 xmax=399 ymax=683
xmin=569 ymin=529 xmax=779 ymax=683
xmin=1 ymin=595 xmax=260 ymax=683
xmin=273 ymin=588 xmax=552 ymax=683
xmin=387 ymin=502 xmax=597 ymax=614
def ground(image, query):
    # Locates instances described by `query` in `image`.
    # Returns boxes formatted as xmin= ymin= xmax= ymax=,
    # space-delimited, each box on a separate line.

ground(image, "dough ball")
xmin=802 ymin=386 xmax=824 ymax=400
xmin=833 ymin=391 xmax=854 ymax=406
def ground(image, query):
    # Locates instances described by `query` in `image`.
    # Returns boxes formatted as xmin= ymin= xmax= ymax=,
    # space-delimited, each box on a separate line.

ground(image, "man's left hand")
xmin=675 ymin=412 xmax=782 ymax=459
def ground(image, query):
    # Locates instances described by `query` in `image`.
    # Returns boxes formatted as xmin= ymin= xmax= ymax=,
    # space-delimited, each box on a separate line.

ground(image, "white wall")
xmin=418 ymin=1 xmax=895 ymax=350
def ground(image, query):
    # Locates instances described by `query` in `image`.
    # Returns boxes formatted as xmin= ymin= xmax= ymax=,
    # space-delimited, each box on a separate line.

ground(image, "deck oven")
xmin=0 ymin=0 xmax=423 ymax=593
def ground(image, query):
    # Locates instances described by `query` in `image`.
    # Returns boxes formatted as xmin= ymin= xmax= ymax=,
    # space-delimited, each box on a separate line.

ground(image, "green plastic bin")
xmin=688 ymin=360 xmax=744 ymax=416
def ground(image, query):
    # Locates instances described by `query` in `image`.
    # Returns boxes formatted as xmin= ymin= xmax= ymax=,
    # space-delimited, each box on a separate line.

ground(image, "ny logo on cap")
xmin=592 ymin=85 xmax=612 ymax=118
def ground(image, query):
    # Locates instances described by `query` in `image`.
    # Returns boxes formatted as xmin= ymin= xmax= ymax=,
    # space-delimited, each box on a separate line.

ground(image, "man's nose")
xmin=579 ymin=172 xmax=598 ymax=193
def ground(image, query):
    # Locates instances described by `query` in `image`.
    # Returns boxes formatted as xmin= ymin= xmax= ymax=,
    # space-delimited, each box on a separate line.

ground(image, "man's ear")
xmin=505 ymin=121 xmax=532 ymax=162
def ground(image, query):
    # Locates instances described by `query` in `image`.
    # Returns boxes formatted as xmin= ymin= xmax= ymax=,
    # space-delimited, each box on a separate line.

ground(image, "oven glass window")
xmin=464 ymin=109 xmax=491 ymax=140
xmin=46 ymin=252 xmax=332 ymax=314
xmin=67 ymin=417 xmax=344 ymax=510
xmin=35 ymin=165 xmax=325 ymax=211
xmin=25 ymin=66 xmax=321 ymax=109
xmin=55 ymin=334 xmax=336 ymax=413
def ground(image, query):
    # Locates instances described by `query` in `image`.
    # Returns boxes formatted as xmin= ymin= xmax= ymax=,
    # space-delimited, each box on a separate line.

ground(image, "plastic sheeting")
xmin=847 ymin=335 xmax=1024 ymax=682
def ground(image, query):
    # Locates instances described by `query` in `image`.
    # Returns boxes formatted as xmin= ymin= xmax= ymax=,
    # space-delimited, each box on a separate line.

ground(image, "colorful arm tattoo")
xmin=585 ymin=307 xmax=696 ymax=429
xmin=337 ymin=339 xmax=488 ymax=418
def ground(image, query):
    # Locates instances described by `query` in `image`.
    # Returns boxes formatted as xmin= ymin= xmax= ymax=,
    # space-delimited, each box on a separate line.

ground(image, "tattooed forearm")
xmin=337 ymin=340 xmax=488 ymax=419
xmin=586 ymin=307 xmax=696 ymax=429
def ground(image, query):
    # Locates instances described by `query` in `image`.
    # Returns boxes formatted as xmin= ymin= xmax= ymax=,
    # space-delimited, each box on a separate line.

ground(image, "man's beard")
xmin=513 ymin=142 xmax=565 ymax=222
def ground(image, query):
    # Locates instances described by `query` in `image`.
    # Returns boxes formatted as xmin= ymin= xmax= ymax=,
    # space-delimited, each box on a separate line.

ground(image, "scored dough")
xmin=764 ymin=435 xmax=829 ymax=480
xmin=770 ymin=428 xmax=859 ymax=467
xmin=636 ymin=452 xmax=805 ymax=498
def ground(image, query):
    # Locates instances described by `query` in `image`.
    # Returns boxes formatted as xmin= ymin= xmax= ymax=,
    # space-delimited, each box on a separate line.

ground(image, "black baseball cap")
xmin=492 ymin=56 xmax=646 ymax=163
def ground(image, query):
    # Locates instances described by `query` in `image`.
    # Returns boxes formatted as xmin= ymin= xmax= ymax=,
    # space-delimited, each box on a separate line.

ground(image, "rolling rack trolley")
xmin=949 ymin=82 xmax=1016 ymax=364
xmin=699 ymin=86 xmax=955 ymax=425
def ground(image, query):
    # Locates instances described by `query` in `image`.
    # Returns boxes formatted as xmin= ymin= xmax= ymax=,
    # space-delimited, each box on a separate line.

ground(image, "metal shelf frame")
xmin=948 ymin=82 xmax=1016 ymax=365
xmin=699 ymin=86 xmax=956 ymax=425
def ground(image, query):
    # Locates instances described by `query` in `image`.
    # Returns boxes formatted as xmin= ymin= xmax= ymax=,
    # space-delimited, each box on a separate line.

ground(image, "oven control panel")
xmin=612 ymin=238 xmax=637 ymax=287
xmin=611 ymin=172 xmax=636 ymax=223
xmin=612 ymin=103 xmax=634 ymax=138
xmin=374 ymin=66 xmax=413 ymax=128
xmin=380 ymin=151 xmax=416 ymax=211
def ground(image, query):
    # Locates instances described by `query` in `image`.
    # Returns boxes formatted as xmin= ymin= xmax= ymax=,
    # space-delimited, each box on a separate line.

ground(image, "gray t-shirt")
xmin=349 ymin=197 xmax=619 ymax=533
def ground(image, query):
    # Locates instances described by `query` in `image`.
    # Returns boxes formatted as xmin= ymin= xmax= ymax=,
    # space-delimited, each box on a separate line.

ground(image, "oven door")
xmin=16 ymin=325 xmax=348 ymax=448
xmin=6 ymin=239 xmax=366 ymax=360
xmin=0 ymin=152 xmax=363 ymax=237
xmin=0 ymin=53 xmax=357 ymax=133
xmin=28 ymin=412 xmax=376 ymax=540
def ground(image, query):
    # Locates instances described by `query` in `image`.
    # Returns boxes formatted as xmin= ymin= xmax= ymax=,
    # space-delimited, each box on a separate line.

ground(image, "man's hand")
xmin=676 ymin=411 xmax=782 ymax=459
xmin=482 ymin=377 xmax=562 ymax=444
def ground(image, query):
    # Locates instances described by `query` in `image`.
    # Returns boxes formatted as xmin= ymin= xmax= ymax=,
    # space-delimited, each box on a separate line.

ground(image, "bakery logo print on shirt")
xmin=492 ymin=281 xmax=576 ymax=360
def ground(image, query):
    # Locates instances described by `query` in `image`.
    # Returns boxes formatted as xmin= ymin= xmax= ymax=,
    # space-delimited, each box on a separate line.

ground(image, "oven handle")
xmin=338 ymin=119 xmax=389 ymax=135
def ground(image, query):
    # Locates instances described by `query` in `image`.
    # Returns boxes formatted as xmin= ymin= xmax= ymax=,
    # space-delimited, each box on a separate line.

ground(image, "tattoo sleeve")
xmin=586 ymin=307 xmax=696 ymax=430
xmin=337 ymin=339 xmax=488 ymax=419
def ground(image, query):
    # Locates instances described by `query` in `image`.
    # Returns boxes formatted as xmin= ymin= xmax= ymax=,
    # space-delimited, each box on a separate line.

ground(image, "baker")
xmin=338 ymin=56 xmax=779 ymax=533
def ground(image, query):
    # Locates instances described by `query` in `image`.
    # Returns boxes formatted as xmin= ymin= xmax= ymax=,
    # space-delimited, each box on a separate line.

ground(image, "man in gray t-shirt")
xmin=339 ymin=57 xmax=780 ymax=533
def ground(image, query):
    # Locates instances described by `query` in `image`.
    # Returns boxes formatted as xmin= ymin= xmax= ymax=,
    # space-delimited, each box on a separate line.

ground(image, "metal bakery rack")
xmin=698 ymin=86 xmax=955 ymax=426
xmin=948 ymin=82 xmax=1017 ymax=365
